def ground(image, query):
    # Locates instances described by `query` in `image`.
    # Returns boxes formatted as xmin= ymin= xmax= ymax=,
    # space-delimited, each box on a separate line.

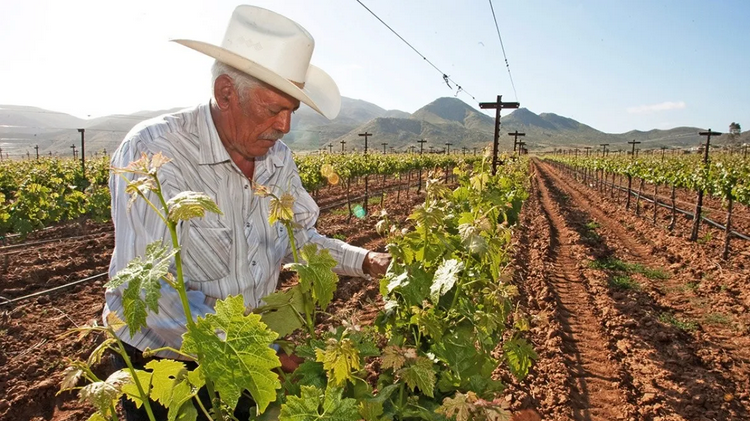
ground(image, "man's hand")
xmin=362 ymin=252 xmax=391 ymax=278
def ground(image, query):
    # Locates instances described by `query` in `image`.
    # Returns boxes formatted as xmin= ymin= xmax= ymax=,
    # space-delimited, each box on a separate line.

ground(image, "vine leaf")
xmin=268 ymin=192 xmax=295 ymax=226
xmin=256 ymin=286 xmax=305 ymax=337
xmin=286 ymin=244 xmax=339 ymax=310
xmin=279 ymin=385 xmax=359 ymax=421
xmin=105 ymin=242 xmax=177 ymax=337
xmin=79 ymin=370 xmax=132 ymax=417
xmin=429 ymin=259 xmax=464 ymax=303
xmin=315 ymin=337 xmax=361 ymax=387
xmin=166 ymin=191 xmax=222 ymax=222
xmin=181 ymin=295 xmax=281 ymax=413
xmin=398 ymin=357 xmax=436 ymax=398
xmin=502 ymin=337 xmax=538 ymax=381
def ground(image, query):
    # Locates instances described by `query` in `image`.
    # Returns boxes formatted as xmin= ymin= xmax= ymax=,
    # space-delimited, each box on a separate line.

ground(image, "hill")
xmin=1 ymin=98 xmax=744 ymax=158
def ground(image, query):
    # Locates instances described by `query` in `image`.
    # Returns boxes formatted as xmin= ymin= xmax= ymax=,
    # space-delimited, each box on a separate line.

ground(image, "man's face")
xmin=228 ymin=84 xmax=300 ymax=158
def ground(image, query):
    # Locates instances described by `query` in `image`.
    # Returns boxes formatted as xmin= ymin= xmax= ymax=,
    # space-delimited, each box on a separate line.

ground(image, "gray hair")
xmin=211 ymin=61 xmax=261 ymax=103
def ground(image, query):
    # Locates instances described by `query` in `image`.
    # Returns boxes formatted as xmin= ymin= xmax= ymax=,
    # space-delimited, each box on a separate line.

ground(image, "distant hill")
xmin=0 ymin=98 xmax=744 ymax=158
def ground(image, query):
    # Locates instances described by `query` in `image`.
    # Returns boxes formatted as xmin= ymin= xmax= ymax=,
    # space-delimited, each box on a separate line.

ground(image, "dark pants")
xmin=111 ymin=342 xmax=255 ymax=421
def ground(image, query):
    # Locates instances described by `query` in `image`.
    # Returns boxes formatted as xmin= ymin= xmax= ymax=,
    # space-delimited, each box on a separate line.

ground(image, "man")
xmin=104 ymin=5 xmax=389 ymax=419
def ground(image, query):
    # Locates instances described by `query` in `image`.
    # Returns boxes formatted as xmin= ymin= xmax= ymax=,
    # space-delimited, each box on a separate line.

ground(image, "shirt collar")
xmin=197 ymin=102 xmax=231 ymax=165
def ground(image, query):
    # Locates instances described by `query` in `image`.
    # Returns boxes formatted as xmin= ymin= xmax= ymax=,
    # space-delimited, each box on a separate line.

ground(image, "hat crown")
xmin=221 ymin=6 xmax=314 ymax=83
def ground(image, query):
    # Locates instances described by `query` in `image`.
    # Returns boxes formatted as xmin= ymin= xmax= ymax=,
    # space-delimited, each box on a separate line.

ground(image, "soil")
xmin=2 ymin=162 xmax=749 ymax=421
xmin=501 ymin=159 xmax=749 ymax=420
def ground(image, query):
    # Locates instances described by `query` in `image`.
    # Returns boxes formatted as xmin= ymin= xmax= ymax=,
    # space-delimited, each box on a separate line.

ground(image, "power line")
xmin=354 ymin=0 xmax=478 ymax=103
xmin=487 ymin=0 xmax=518 ymax=101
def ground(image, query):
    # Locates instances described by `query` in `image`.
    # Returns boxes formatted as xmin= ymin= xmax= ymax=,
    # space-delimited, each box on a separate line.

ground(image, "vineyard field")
xmin=1 ymin=154 xmax=749 ymax=421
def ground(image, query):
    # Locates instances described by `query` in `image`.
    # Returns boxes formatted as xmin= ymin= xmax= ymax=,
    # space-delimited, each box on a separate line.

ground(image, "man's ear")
xmin=213 ymin=75 xmax=236 ymax=110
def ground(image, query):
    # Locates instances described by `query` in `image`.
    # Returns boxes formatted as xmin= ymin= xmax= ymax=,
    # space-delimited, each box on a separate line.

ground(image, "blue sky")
xmin=1 ymin=0 xmax=748 ymax=133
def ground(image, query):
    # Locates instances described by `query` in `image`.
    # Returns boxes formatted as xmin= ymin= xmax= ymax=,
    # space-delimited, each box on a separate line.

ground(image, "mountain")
xmin=0 ymin=98 xmax=743 ymax=158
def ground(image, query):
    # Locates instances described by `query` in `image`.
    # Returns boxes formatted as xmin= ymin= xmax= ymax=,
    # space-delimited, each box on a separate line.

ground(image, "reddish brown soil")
xmin=505 ymin=159 xmax=749 ymax=420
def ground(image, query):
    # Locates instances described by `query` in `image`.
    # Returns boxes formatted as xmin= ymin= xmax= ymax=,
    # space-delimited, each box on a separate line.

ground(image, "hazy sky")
xmin=1 ymin=0 xmax=748 ymax=133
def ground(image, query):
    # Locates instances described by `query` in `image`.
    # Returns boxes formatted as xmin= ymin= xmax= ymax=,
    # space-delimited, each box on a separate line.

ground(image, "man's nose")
xmin=273 ymin=111 xmax=292 ymax=133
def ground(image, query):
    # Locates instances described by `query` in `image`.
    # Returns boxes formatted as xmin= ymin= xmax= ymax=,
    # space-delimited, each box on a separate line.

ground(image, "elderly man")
xmin=104 ymin=5 xmax=389 ymax=419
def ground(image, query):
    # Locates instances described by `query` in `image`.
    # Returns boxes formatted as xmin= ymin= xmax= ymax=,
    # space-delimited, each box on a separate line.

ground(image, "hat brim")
xmin=172 ymin=39 xmax=341 ymax=120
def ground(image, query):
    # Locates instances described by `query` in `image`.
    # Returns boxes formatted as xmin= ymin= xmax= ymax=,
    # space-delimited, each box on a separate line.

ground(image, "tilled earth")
xmin=503 ymin=159 xmax=749 ymax=420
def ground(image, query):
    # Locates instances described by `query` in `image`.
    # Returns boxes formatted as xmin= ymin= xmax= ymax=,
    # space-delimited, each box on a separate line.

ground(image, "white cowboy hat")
xmin=172 ymin=5 xmax=341 ymax=119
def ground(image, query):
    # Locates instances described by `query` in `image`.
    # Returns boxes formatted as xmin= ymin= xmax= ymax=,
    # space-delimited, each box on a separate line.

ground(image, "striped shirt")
xmin=103 ymin=102 xmax=369 ymax=359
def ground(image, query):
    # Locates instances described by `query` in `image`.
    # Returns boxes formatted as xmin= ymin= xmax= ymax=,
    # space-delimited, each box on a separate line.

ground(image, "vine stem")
xmin=153 ymin=174 xmax=225 ymax=421
xmin=111 ymin=330 xmax=157 ymax=421
xmin=284 ymin=220 xmax=316 ymax=337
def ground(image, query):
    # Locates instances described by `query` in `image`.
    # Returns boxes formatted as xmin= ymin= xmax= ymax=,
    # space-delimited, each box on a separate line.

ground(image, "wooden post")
xmin=417 ymin=139 xmax=427 ymax=193
xmin=358 ymin=132 xmax=371 ymax=154
xmin=78 ymin=128 xmax=86 ymax=181
xmin=690 ymin=129 xmax=721 ymax=241
xmin=479 ymin=95 xmax=520 ymax=175
xmin=340 ymin=139 xmax=346 ymax=153
xmin=34 ymin=145 xmax=39 ymax=160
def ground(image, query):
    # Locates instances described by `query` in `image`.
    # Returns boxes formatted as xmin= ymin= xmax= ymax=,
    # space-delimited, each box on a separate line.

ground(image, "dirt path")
xmin=528 ymin=162 xmax=633 ymax=420
xmin=525 ymin=159 xmax=749 ymax=420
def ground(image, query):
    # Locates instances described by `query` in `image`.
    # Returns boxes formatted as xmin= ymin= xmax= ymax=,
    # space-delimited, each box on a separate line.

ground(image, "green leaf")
xmin=121 ymin=369 xmax=153 ymax=409
xmin=167 ymin=378 xmax=197 ymax=421
xmin=269 ymin=193 xmax=295 ymax=226
xmin=503 ymin=338 xmax=537 ymax=381
xmin=257 ymin=286 xmax=305 ymax=337
xmin=86 ymin=413 xmax=108 ymax=421
xmin=88 ymin=338 xmax=117 ymax=366
xmin=166 ymin=191 xmax=222 ymax=222
xmin=430 ymin=259 xmax=464 ymax=303
xmin=293 ymin=361 xmax=327 ymax=389
xmin=286 ymin=244 xmax=339 ymax=310
xmin=181 ymin=295 xmax=281 ymax=413
xmin=80 ymin=370 xmax=132 ymax=416
xmin=280 ymin=386 xmax=359 ymax=421
xmin=398 ymin=357 xmax=436 ymax=398
xmin=59 ymin=364 xmax=85 ymax=393
xmin=143 ymin=359 xmax=187 ymax=406
xmin=315 ymin=337 xmax=360 ymax=387
xmin=359 ymin=400 xmax=384 ymax=421
xmin=105 ymin=242 xmax=177 ymax=337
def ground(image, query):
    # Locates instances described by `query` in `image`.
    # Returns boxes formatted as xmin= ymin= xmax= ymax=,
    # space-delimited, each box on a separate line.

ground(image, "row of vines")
xmin=62 ymin=154 xmax=536 ymax=420
xmin=0 ymin=153 xmax=480 ymax=238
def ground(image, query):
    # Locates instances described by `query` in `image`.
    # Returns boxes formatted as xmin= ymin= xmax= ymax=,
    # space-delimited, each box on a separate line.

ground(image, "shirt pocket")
xmin=183 ymin=221 xmax=233 ymax=281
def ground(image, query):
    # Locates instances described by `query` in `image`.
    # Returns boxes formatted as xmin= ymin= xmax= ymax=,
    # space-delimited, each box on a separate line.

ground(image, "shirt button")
xmin=251 ymin=261 xmax=257 ymax=266
xmin=244 ymin=184 xmax=249 ymax=189
xmin=246 ymin=223 xmax=251 ymax=228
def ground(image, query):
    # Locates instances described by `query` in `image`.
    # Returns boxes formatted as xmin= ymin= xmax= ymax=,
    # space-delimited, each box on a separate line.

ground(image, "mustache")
xmin=260 ymin=130 xmax=285 ymax=141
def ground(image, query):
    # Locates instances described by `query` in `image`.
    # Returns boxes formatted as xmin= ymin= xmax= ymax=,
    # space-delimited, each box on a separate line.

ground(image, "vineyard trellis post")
xmin=690 ymin=129 xmax=721 ymax=241
xmin=78 ymin=128 xmax=85 ymax=182
xmin=328 ymin=144 xmax=333 ymax=154
xmin=382 ymin=142 xmax=388 ymax=154
xmin=417 ymin=139 xmax=427 ymax=193
xmin=359 ymin=132 xmax=372 ymax=216
xmin=509 ymin=131 xmax=525 ymax=155
xmin=480 ymin=95 xmax=519 ymax=175
xmin=340 ymin=139 xmax=346 ymax=153
xmin=626 ymin=140 xmax=640 ymax=210
xmin=34 ymin=145 xmax=39 ymax=160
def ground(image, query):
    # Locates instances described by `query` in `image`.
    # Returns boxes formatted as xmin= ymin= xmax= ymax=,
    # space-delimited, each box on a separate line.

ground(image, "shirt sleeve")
xmin=282 ymin=157 xmax=370 ymax=278
xmin=104 ymin=135 xmax=214 ymax=348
